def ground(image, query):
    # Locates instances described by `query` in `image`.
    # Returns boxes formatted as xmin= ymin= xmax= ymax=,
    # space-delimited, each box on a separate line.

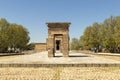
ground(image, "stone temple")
xmin=35 ymin=22 xmax=71 ymax=57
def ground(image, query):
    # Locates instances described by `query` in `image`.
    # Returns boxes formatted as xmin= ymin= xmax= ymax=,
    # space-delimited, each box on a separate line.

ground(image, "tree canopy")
xmin=71 ymin=16 xmax=120 ymax=53
xmin=0 ymin=18 xmax=30 ymax=52
xmin=70 ymin=38 xmax=79 ymax=50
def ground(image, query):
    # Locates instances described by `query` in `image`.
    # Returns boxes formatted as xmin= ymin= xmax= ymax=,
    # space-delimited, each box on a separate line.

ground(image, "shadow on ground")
xmin=54 ymin=55 xmax=89 ymax=57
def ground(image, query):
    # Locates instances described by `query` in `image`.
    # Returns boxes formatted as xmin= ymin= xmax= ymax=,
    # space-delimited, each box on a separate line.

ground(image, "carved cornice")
xmin=46 ymin=22 xmax=71 ymax=28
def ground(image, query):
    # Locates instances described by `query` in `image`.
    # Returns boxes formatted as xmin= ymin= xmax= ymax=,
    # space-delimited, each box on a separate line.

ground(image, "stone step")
xmin=0 ymin=63 xmax=120 ymax=67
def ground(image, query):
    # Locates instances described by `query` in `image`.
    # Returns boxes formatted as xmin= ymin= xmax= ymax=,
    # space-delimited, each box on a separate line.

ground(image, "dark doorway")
xmin=56 ymin=40 xmax=60 ymax=50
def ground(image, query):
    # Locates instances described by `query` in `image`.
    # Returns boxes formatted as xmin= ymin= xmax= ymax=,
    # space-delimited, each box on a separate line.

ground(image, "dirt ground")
xmin=0 ymin=67 xmax=120 ymax=80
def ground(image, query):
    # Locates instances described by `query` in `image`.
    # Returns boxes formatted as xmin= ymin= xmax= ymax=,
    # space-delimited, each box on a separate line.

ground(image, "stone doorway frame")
xmin=54 ymin=34 xmax=63 ymax=53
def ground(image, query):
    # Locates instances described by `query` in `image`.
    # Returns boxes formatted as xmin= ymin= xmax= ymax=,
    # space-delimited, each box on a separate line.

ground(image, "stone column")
xmin=60 ymin=39 xmax=63 ymax=53
xmin=48 ymin=35 xmax=55 ymax=57
xmin=62 ymin=34 xmax=69 ymax=57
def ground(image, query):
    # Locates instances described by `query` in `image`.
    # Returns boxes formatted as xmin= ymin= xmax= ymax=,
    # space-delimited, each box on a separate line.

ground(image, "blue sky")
xmin=0 ymin=0 xmax=120 ymax=43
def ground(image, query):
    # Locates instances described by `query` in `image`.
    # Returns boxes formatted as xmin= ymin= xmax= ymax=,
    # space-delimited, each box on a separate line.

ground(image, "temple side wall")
xmin=35 ymin=43 xmax=47 ymax=51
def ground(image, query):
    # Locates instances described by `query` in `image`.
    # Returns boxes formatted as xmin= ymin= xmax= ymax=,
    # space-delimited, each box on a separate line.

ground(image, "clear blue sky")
xmin=0 ymin=0 xmax=120 ymax=43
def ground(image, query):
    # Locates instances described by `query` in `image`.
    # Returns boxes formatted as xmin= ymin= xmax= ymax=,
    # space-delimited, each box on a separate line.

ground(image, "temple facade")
xmin=46 ymin=22 xmax=71 ymax=57
xmin=34 ymin=22 xmax=71 ymax=57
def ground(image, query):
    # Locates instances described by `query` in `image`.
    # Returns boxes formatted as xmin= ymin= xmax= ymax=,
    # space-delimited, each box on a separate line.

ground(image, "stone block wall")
xmin=34 ymin=43 xmax=47 ymax=51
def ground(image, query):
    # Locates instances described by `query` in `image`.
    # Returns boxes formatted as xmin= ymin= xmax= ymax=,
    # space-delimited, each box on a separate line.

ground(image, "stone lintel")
xmin=46 ymin=22 xmax=71 ymax=28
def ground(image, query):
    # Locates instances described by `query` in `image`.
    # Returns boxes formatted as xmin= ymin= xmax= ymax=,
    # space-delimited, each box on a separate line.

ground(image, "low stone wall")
xmin=34 ymin=43 xmax=47 ymax=51
xmin=70 ymin=50 xmax=93 ymax=54
xmin=0 ymin=53 xmax=25 ymax=56
xmin=0 ymin=50 xmax=37 ymax=56
xmin=71 ymin=50 xmax=120 ymax=57
xmin=0 ymin=63 xmax=120 ymax=67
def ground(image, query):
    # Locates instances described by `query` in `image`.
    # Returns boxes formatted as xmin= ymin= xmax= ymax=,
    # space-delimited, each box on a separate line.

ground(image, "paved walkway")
xmin=0 ymin=51 xmax=120 ymax=64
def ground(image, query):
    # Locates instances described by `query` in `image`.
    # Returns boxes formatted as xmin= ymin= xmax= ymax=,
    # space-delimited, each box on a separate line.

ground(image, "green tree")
xmin=82 ymin=26 xmax=92 ymax=49
xmin=82 ymin=22 xmax=100 ymax=50
xmin=100 ymin=16 xmax=116 ymax=52
xmin=114 ymin=16 xmax=120 ymax=44
xmin=0 ymin=18 xmax=30 ymax=52
xmin=90 ymin=22 xmax=101 ymax=49
xmin=80 ymin=16 xmax=120 ymax=53
xmin=79 ymin=35 xmax=84 ymax=50
xmin=0 ymin=18 xmax=9 ymax=30
xmin=70 ymin=38 xmax=80 ymax=50
xmin=113 ymin=16 xmax=120 ymax=52
xmin=0 ymin=18 xmax=9 ymax=52
xmin=6 ymin=24 xmax=30 ymax=50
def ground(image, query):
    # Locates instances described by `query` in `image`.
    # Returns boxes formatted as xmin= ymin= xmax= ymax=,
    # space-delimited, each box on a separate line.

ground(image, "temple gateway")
xmin=35 ymin=22 xmax=71 ymax=57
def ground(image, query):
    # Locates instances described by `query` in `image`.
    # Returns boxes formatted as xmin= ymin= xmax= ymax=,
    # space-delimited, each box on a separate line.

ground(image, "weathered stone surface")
xmin=34 ymin=43 xmax=46 ymax=51
xmin=46 ymin=22 xmax=71 ymax=57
